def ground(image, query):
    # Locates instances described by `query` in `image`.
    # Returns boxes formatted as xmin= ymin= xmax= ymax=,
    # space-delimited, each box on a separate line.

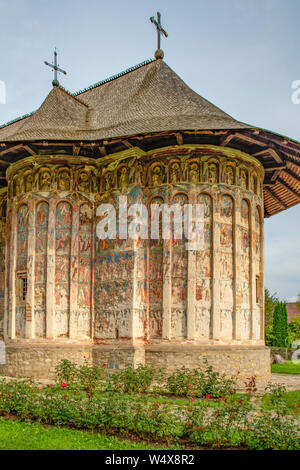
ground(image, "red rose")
xmin=102 ymin=363 xmax=107 ymax=367
xmin=61 ymin=382 xmax=67 ymax=389
xmin=205 ymin=394 xmax=210 ymax=399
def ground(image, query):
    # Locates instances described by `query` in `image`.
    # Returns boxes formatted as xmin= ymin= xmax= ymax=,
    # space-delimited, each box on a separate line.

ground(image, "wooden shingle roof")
xmin=0 ymin=59 xmax=250 ymax=141
xmin=0 ymin=58 xmax=299 ymax=217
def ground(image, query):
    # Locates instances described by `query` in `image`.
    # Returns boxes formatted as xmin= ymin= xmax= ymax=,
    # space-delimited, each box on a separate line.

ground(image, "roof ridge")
xmin=74 ymin=58 xmax=155 ymax=96
xmin=0 ymin=59 xmax=156 ymax=130
xmin=56 ymin=85 xmax=89 ymax=107
xmin=0 ymin=111 xmax=36 ymax=130
xmin=0 ymin=85 xmax=89 ymax=131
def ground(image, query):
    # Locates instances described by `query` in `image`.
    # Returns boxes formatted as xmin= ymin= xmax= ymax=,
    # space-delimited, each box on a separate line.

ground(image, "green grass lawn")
xmin=261 ymin=390 xmax=300 ymax=416
xmin=0 ymin=417 xmax=172 ymax=450
xmin=271 ymin=361 xmax=300 ymax=375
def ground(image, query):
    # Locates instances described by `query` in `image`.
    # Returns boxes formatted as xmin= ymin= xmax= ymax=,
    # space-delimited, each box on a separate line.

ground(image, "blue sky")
xmin=0 ymin=0 xmax=299 ymax=300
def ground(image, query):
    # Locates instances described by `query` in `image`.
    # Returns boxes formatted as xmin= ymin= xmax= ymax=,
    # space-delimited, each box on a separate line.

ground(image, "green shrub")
xmin=166 ymin=361 xmax=236 ymax=398
xmin=0 ymin=379 xmax=299 ymax=450
xmin=265 ymin=326 xmax=275 ymax=346
xmin=53 ymin=359 xmax=236 ymax=398
xmin=77 ymin=362 xmax=106 ymax=397
xmin=247 ymin=384 xmax=300 ymax=450
xmin=273 ymin=302 xmax=289 ymax=347
xmin=54 ymin=359 xmax=107 ymax=397
xmin=289 ymin=317 xmax=300 ymax=345
xmin=166 ymin=366 xmax=205 ymax=397
xmin=108 ymin=365 xmax=160 ymax=394
xmin=54 ymin=359 xmax=77 ymax=385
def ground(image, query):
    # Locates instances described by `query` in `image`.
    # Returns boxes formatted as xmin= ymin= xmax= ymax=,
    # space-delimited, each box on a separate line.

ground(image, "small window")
xmin=22 ymin=277 xmax=27 ymax=301
xmin=16 ymin=272 xmax=27 ymax=303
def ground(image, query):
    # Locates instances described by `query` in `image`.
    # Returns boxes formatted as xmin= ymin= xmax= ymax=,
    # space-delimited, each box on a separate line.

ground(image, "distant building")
xmin=286 ymin=303 xmax=300 ymax=323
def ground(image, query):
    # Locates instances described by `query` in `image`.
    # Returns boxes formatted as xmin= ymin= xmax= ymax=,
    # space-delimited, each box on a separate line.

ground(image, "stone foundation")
xmin=0 ymin=341 xmax=271 ymax=386
xmin=146 ymin=344 xmax=271 ymax=386
xmin=0 ymin=342 xmax=93 ymax=379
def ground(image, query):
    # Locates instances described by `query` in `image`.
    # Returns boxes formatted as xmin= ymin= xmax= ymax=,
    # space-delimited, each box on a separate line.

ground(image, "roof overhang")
xmin=0 ymin=127 xmax=299 ymax=217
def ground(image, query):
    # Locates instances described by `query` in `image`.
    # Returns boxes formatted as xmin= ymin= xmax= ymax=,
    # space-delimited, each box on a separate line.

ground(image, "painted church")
xmin=0 ymin=47 xmax=299 ymax=381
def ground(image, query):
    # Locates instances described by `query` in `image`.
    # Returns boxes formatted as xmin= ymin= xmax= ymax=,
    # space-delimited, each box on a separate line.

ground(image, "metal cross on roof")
xmin=44 ymin=48 xmax=67 ymax=87
xmin=150 ymin=11 xmax=168 ymax=59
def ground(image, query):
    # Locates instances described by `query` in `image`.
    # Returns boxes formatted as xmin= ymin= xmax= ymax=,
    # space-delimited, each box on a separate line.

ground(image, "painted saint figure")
xmin=225 ymin=166 xmax=234 ymax=185
xmin=152 ymin=165 xmax=162 ymax=186
xmin=189 ymin=163 xmax=199 ymax=183
xmin=78 ymin=171 xmax=90 ymax=192
xmin=39 ymin=169 xmax=51 ymax=191
xmin=58 ymin=170 xmax=70 ymax=191
xmin=170 ymin=162 xmax=180 ymax=183
xmin=208 ymin=164 xmax=218 ymax=184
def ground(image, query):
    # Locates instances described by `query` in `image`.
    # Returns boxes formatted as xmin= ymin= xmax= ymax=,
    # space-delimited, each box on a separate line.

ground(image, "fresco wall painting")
xmin=171 ymin=193 xmax=188 ymax=339
xmin=76 ymin=203 xmax=93 ymax=339
xmin=239 ymin=199 xmax=251 ymax=339
xmin=219 ymin=195 xmax=234 ymax=339
xmin=15 ymin=204 xmax=28 ymax=337
xmin=195 ymin=193 xmax=212 ymax=340
xmin=55 ymin=201 xmax=72 ymax=337
xmin=148 ymin=196 xmax=164 ymax=338
xmin=35 ymin=202 xmax=49 ymax=337
xmin=2 ymin=149 xmax=264 ymax=347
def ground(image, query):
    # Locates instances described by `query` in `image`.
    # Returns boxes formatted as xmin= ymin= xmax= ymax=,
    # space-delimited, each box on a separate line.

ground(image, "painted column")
xmin=69 ymin=203 xmax=79 ymax=339
xmin=131 ymin=241 xmax=139 ymax=343
xmin=25 ymin=199 xmax=35 ymax=339
xmin=3 ymin=209 xmax=11 ymax=340
xmin=249 ymin=199 xmax=256 ymax=341
xmin=260 ymin=205 xmax=265 ymax=341
xmin=8 ymin=210 xmax=17 ymax=339
xmin=162 ymin=240 xmax=172 ymax=338
xmin=211 ymin=190 xmax=220 ymax=340
xmin=46 ymin=199 xmax=56 ymax=338
xmin=162 ymin=191 xmax=172 ymax=339
xmin=187 ymin=192 xmax=196 ymax=340
xmin=90 ymin=205 xmax=95 ymax=340
xmin=234 ymin=193 xmax=241 ymax=341
xmin=187 ymin=249 xmax=196 ymax=339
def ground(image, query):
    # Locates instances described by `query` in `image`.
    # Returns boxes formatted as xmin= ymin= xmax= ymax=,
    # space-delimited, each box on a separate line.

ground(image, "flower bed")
xmin=54 ymin=358 xmax=238 ymax=398
xmin=0 ymin=361 xmax=299 ymax=450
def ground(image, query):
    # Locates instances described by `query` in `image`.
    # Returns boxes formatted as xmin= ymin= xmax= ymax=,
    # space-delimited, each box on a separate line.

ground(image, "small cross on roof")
xmin=44 ymin=48 xmax=67 ymax=87
xmin=150 ymin=12 xmax=168 ymax=59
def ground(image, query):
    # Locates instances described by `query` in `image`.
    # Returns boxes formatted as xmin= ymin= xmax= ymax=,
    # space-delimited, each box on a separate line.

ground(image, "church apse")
xmin=0 ymin=145 xmax=268 ymax=380
xmin=0 ymin=54 xmax=299 ymax=382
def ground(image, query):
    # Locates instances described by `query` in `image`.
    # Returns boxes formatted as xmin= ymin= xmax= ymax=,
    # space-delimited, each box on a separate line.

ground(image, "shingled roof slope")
xmin=0 ymin=59 xmax=250 ymax=142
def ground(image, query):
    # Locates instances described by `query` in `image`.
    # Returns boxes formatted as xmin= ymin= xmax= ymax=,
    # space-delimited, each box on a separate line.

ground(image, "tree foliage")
xmin=273 ymin=302 xmax=289 ymax=348
xmin=289 ymin=316 xmax=300 ymax=344
xmin=265 ymin=288 xmax=279 ymax=328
